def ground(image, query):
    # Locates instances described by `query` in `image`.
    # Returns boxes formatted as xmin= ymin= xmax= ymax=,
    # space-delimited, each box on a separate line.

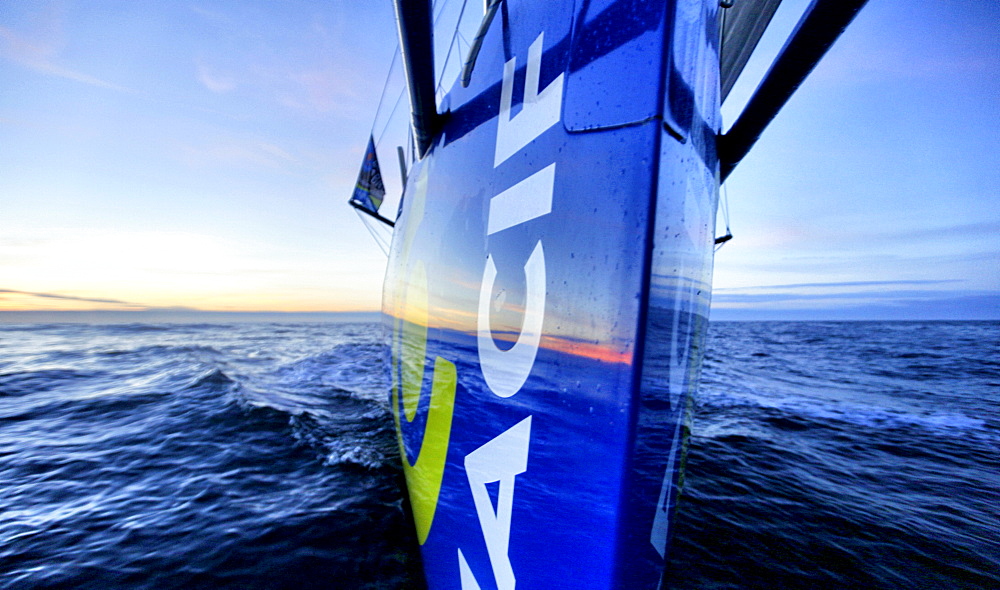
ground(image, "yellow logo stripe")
xmin=392 ymin=355 xmax=457 ymax=544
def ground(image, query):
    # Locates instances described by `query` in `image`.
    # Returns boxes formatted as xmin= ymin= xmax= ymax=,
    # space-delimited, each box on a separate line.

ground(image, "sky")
xmin=1 ymin=0 xmax=997 ymax=320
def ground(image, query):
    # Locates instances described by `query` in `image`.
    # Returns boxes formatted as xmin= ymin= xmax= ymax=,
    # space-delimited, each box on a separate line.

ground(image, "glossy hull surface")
xmin=382 ymin=1 xmax=720 ymax=588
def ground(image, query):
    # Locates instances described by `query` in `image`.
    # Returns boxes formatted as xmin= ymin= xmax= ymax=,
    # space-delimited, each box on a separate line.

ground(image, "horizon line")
xmin=1 ymin=309 xmax=997 ymax=325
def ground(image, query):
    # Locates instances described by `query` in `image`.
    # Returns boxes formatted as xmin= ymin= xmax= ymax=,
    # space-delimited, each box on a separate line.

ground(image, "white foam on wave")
xmin=700 ymin=382 xmax=991 ymax=439
xmin=325 ymin=442 xmax=385 ymax=471
xmin=810 ymin=404 xmax=988 ymax=433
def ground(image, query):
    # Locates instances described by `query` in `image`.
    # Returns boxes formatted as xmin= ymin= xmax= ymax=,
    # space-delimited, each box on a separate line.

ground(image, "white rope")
xmin=356 ymin=210 xmax=391 ymax=256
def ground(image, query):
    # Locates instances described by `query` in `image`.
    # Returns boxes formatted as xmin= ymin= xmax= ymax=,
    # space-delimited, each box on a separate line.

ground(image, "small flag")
xmin=350 ymin=135 xmax=386 ymax=214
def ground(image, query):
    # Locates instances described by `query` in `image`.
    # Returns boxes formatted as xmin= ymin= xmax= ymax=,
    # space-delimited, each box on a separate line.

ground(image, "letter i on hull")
xmin=382 ymin=1 xmax=722 ymax=588
xmin=364 ymin=0 xmax=870 ymax=585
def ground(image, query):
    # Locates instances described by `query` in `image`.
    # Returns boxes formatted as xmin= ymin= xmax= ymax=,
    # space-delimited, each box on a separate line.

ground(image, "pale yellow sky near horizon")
xmin=2 ymin=1 xmax=997 ymax=319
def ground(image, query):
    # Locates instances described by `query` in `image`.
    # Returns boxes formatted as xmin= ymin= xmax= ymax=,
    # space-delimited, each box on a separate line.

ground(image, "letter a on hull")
xmin=383 ymin=0 xmax=721 ymax=588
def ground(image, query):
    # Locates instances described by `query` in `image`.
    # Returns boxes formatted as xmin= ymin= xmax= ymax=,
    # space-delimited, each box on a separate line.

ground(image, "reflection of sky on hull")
xmin=401 ymin=313 xmax=702 ymax=588
xmin=386 ymin=312 xmax=636 ymax=367
xmin=538 ymin=334 xmax=632 ymax=364
xmin=403 ymin=329 xmax=643 ymax=590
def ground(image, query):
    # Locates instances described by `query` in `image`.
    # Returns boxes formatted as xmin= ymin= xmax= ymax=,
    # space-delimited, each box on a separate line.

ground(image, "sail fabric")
xmin=350 ymin=135 xmax=386 ymax=214
xmin=720 ymin=0 xmax=783 ymax=101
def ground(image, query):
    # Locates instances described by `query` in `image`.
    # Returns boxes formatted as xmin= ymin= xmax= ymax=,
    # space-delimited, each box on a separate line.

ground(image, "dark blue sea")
xmin=0 ymin=321 xmax=997 ymax=589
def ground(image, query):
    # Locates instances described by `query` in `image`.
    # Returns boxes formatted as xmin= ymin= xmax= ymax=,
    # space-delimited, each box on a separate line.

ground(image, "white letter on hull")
xmin=478 ymin=165 xmax=554 ymax=398
xmin=462 ymin=416 xmax=532 ymax=590
xmin=495 ymin=33 xmax=565 ymax=167
xmin=487 ymin=164 xmax=555 ymax=235
xmin=477 ymin=243 xmax=546 ymax=398
xmin=464 ymin=29 xmax=564 ymax=589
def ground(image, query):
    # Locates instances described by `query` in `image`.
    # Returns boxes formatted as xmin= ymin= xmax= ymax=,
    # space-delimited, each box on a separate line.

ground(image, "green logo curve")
xmin=390 ymin=163 xmax=457 ymax=545
xmin=391 ymin=348 xmax=456 ymax=545
xmin=391 ymin=281 xmax=457 ymax=544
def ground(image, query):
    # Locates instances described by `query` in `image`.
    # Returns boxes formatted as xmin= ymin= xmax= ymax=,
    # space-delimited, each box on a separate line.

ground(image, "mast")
xmin=392 ymin=0 xmax=439 ymax=159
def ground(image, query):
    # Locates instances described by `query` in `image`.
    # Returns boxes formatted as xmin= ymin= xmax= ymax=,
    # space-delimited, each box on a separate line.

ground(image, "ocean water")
xmin=0 ymin=321 xmax=997 ymax=589
xmin=0 ymin=322 xmax=420 ymax=589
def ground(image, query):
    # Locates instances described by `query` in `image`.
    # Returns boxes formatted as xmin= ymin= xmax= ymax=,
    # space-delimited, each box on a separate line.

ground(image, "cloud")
xmin=807 ymin=2 xmax=1000 ymax=88
xmin=296 ymin=66 xmax=361 ymax=108
xmin=712 ymin=288 xmax=978 ymax=305
xmin=0 ymin=20 xmax=131 ymax=92
xmin=714 ymin=279 xmax=960 ymax=292
xmin=886 ymin=222 xmax=1000 ymax=243
xmin=0 ymin=288 xmax=146 ymax=308
xmin=186 ymin=4 xmax=389 ymax=119
xmin=188 ymin=4 xmax=231 ymax=25
xmin=710 ymin=280 xmax=1000 ymax=321
xmin=712 ymin=280 xmax=983 ymax=308
xmin=711 ymin=293 xmax=1000 ymax=321
xmin=196 ymin=60 xmax=237 ymax=93
xmin=178 ymin=137 xmax=298 ymax=170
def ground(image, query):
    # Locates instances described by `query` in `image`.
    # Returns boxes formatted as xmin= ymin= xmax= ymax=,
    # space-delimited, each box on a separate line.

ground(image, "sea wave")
xmin=0 ymin=322 xmax=421 ymax=589
xmin=1 ymin=320 xmax=996 ymax=589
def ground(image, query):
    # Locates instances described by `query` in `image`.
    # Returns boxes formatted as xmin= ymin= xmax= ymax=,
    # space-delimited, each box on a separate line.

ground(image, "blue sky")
xmin=1 ymin=0 xmax=997 ymax=319
xmin=714 ymin=0 xmax=999 ymax=319
xmin=1 ymin=1 xmax=400 ymax=313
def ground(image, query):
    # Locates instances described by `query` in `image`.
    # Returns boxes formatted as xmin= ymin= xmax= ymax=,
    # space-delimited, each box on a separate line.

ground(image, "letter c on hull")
xmin=477 ymin=241 xmax=546 ymax=398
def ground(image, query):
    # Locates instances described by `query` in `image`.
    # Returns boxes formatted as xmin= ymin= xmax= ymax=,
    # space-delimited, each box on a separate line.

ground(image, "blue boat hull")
xmin=382 ymin=1 xmax=720 ymax=587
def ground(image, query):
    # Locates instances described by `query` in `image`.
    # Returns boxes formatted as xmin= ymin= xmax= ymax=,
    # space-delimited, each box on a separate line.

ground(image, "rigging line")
xmin=376 ymin=89 xmax=408 ymax=147
xmin=374 ymin=227 xmax=392 ymax=254
xmin=356 ymin=209 xmax=390 ymax=256
xmin=432 ymin=0 xmax=455 ymax=28
xmin=717 ymin=0 xmax=732 ymax=128
xmin=373 ymin=82 xmax=404 ymax=147
xmin=435 ymin=0 xmax=471 ymax=94
xmin=429 ymin=0 xmax=456 ymax=60
xmin=375 ymin=223 xmax=392 ymax=253
xmin=718 ymin=4 xmax=732 ymax=239
xmin=405 ymin=126 xmax=415 ymax=168
xmin=460 ymin=0 xmax=500 ymax=87
xmin=457 ymin=30 xmax=471 ymax=58
xmin=719 ymin=0 xmax=730 ymax=64
xmin=714 ymin=182 xmax=733 ymax=251
xmin=721 ymin=180 xmax=731 ymax=232
xmin=370 ymin=43 xmax=402 ymax=139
